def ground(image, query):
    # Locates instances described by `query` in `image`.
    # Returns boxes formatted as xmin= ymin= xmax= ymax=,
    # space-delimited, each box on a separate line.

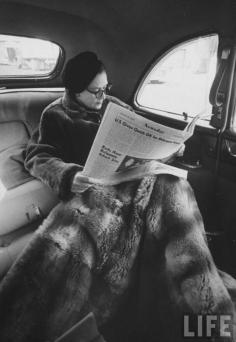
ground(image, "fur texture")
xmin=0 ymin=175 xmax=235 ymax=342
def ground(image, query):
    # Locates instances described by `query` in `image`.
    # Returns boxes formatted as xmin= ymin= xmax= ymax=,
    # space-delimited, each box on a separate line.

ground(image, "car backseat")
xmin=0 ymin=88 xmax=64 ymax=278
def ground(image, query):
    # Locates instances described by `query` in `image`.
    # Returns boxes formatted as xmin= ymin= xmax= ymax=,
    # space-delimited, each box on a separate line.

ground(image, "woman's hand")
xmin=73 ymin=171 xmax=90 ymax=184
xmin=106 ymin=95 xmax=134 ymax=111
xmin=176 ymin=143 xmax=185 ymax=157
xmin=72 ymin=171 xmax=93 ymax=193
xmin=159 ymin=144 xmax=185 ymax=164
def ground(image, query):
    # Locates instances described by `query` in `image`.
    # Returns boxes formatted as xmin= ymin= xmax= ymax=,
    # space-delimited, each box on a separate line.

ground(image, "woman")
xmin=25 ymin=51 xmax=131 ymax=200
xmin=8 ymin=52 xmax=236 ymax=342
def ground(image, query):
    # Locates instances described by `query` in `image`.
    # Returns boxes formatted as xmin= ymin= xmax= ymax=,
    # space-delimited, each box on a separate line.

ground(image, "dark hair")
xmin=62 ymin=51 xmax=105 ymax=95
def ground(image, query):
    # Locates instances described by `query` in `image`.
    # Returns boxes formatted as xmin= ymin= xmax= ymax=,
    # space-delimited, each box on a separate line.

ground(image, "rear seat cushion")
xmin=0 ymin=179 xmax=58 ymax=235
xmin=0 ymin=121 xmax=32 ymax=189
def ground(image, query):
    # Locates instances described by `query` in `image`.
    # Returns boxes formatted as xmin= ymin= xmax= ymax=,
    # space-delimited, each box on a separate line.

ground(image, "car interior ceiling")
xmin=0 ymin=1 xmax=234 ymax=96
xmin=0 ymin=0 xmax=235 ymax=287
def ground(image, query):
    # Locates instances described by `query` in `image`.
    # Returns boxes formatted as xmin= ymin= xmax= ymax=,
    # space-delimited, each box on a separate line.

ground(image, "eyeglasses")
xmin=86 ymin=83 xmax=112 ymax=98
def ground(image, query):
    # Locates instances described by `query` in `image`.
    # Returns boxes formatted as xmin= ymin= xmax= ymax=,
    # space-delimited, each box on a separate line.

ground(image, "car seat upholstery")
xmin=0 ymin=120 xmax=32 ymax=189
xmin=0 ymin=89 xmax=63 ymax=278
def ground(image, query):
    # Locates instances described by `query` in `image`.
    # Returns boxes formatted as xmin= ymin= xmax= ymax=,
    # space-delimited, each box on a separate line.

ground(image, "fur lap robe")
xmin=0 ymin=175 xmax=236 ymax=342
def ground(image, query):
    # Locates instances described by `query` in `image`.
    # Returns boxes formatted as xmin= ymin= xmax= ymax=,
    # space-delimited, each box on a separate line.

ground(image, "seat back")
xmin=0 ymin=88 xmax=64 ymax=132
xmin=0 ymin=88 xmax=64 ymax=189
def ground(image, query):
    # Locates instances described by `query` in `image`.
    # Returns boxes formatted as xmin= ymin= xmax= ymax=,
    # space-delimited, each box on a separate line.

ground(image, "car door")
xmin=209 ymin=40 xmax=236 ymax=276
xmin=132 ymin=33 xmax=236 ymax=277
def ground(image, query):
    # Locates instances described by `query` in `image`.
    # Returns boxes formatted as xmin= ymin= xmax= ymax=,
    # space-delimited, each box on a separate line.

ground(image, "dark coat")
xmin=24 ymin=92 xmax=129 ymax=200
xmin=24 ymin=92 xmax=103 ymax=199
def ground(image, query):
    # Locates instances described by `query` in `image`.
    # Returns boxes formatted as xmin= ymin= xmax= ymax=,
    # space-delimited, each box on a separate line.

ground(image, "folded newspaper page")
xmin=80 ymin=102 xmax=198 ymax=185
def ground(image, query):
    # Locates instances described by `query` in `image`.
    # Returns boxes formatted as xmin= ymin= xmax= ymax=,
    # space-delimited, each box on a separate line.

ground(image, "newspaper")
xmin=77 ymin=102 xmax=200 ymax=186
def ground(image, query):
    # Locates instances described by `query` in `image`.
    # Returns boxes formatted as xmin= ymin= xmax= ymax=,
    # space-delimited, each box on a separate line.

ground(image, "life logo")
xmin=183 ymin=314 xmax=233 ymax=339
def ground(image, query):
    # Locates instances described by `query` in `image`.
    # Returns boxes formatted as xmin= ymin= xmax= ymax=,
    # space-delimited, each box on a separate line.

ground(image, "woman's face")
xmin=75 ymin=71 xmax=108 ymax=110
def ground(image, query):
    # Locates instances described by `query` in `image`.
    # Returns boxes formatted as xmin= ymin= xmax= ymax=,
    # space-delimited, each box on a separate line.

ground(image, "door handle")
xmin=225 ymin=139 xmax=236 ymax=157
xmin=175 ymin=158 xmax=202 ymax=169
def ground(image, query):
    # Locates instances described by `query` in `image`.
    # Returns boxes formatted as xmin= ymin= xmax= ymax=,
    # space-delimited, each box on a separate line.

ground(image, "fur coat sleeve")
xmin=0 ymin=175 xmax=235 ymax=342
xmin=24 ymin=106 xmax=82 ymax=200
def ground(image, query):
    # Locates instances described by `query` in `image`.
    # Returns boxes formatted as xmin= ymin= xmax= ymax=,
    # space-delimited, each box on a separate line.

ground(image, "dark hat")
xmin=62 ymin=51 xmax=104 ymax=94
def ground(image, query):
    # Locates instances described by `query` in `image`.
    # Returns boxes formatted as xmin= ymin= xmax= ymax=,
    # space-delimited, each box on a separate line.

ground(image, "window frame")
xmin=227 ymin=45 xmax=236 ymax=135
xmin=133 ymin=32 xmax=219 ymax=127
xmin=0 ymin=33 xmax=65 ymax=86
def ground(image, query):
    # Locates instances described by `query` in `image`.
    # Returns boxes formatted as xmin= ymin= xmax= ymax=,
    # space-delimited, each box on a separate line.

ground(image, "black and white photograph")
xmin=0 ymin=0 xmax=236 ymax=341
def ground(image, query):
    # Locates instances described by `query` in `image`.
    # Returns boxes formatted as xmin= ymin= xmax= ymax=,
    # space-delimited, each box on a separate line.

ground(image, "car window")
xmin=0 ymin=34 xmax=61 ymax=78
xmin=136 ymin=34 xmax=219 ymax=120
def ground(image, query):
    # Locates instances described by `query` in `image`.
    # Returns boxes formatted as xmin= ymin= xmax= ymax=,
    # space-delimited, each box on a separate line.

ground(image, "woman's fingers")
xmin=73 ymin=173 xmax=90 ymax=184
